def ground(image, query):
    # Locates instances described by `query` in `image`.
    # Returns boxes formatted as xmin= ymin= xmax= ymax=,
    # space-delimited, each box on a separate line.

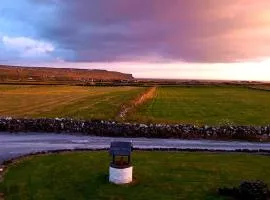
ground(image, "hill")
xmin=0 ymin=65 xmax=134 ymax=83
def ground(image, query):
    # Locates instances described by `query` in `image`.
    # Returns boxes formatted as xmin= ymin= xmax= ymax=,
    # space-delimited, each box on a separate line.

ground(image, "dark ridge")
xmin=0 ymin=64 xmax=134 ymax=83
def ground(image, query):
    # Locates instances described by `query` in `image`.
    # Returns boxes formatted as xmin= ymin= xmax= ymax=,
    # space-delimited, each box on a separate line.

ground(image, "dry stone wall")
xmin=0 ymin=117 xmax=270 ymax=141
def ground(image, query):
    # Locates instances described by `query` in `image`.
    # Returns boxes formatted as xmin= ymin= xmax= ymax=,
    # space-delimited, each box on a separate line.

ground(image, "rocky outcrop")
xmin=0 ymin=118 xmax=270 ymax=142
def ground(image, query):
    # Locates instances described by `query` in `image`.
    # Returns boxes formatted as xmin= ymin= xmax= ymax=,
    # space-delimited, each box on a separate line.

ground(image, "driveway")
xmin=1 ymin=133 xmax=270 ymax=164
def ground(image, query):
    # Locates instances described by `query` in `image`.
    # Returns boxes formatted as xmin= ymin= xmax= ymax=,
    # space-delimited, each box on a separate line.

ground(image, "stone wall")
xmin=0 ymin=117 xmax=269 ymax=141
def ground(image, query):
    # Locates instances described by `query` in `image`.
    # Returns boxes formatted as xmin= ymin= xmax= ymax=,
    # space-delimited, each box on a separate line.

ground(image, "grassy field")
xmin=130 ymin=86 xmax=270 ymax=125
xmin=1 ymin=85 xmax=270 ymax=125
xmin=1 ymin=151 xmax=270 ymax=199
xmin=0 ymin=85 xmax=146 ymax=120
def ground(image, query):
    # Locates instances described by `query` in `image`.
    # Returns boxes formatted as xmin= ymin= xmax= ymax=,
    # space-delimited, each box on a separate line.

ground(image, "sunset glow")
xmin=1 ymin=0 xmax=270 ymax=81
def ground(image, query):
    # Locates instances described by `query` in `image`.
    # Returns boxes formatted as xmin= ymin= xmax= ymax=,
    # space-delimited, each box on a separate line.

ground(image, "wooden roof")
xmin=109 ymin=141 xmax=133 ymax=156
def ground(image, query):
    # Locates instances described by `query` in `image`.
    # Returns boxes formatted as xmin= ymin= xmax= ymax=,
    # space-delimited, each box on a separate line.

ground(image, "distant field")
xmin=130 ymin=86 xmax=270 ymax=125
xmin=0 ymin=85 xmax=146 ymax=120
xmin=1 ymin=151 xmax=270 ymax=199
xmin=1 ymin=85 xmax=270 ymax=125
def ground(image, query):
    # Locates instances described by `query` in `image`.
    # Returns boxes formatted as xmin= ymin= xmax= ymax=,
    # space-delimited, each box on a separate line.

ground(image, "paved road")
xmin=1 ymin=133 xmax=270 ymax=164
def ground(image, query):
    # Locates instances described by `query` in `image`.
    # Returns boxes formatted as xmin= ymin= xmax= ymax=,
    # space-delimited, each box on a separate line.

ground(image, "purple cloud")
xmin=29 ymin=0 xmax=270 ymax=63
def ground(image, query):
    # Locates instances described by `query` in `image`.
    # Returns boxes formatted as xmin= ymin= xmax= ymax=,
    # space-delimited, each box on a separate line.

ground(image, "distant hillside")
xmin=0 ymin=65 xmax=134 ymax=83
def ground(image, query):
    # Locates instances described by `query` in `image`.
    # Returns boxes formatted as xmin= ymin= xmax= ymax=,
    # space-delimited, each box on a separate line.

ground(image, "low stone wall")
xmin=0 ymin=117 xmax=270 ymax=141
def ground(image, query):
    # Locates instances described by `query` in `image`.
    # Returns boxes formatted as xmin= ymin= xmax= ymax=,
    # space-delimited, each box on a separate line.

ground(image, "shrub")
xmin=218 ymin=180 xmax=270 ymax=200
xmin=238 ymin=180 xmax=269 ymax=200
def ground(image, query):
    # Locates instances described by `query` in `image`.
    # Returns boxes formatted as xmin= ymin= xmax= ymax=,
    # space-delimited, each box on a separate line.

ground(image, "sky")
xmin=1 ymin=0 xmax=270 ymax=80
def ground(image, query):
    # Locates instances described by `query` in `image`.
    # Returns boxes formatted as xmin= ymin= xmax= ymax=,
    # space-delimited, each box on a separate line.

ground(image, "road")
xmin=1 ymin=133 xmax=270 ymax=164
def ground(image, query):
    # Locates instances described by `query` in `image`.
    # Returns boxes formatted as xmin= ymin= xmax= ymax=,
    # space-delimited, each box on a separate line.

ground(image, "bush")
xmin=218 ymin=180 xmax=270 ymax=200
xmin=239 ymin=181 xmax=269 ymax=200
xmin=218 ymin=186 xmax=239 ymax=197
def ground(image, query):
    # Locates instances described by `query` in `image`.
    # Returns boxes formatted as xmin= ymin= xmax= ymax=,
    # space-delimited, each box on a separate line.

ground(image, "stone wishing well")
xmin=109 ymin=141 xmax=133 ymax=184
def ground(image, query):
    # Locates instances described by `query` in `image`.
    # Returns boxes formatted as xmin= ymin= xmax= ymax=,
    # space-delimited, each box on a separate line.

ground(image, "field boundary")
xmin=118 ymin=86 xmax=157 ymax=120
xmin=0 ymin=118 xmax=270 ymax=142
xmin=247 ymin=86 xmax=270 ymax=92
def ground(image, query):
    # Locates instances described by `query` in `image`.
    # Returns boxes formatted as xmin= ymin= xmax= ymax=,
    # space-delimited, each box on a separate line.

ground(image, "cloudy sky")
xmin=1 ymin=0 xmax=270 ymax=80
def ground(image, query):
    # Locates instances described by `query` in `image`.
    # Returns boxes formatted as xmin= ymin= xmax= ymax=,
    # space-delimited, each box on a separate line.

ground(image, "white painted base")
xmin=109 ymin=166 xmax=133 ymax=184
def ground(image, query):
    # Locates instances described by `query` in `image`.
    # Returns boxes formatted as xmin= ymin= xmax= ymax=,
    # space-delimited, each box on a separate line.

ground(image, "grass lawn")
xmin=1 ymin=152 xmax=270 ymax=199
xmin=0 ymin=85 xmax=146 ymax=120
xmin=130 ymin=86 xmax=270 ymax=125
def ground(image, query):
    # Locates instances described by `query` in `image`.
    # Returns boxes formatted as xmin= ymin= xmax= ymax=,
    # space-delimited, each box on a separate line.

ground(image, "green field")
xmin=131 ymin=86 xmax=270 ymax=125
xmin=1 ymin=85 xmax=270 ymax=125
xmin=0 ymin=85 xmax=146 ymax=120
xmin=1 ymin=152 xmax=270 ymax=199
